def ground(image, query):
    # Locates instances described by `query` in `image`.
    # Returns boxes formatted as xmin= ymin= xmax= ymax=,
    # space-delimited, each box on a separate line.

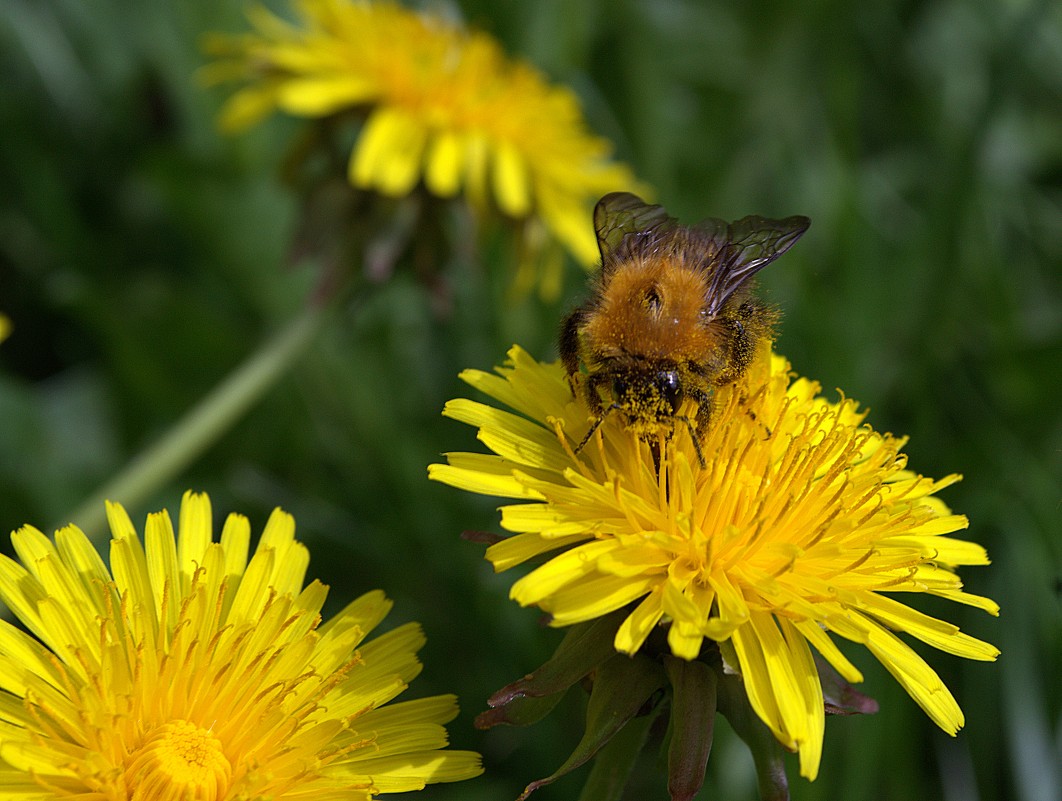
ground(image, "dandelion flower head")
xmin=203 ymin=0 xmax=644 ymax=289
xmin=429 ymin=343 xmax=999 ymax=780
xmin=0 ymin=491 xmax=482 ymax=799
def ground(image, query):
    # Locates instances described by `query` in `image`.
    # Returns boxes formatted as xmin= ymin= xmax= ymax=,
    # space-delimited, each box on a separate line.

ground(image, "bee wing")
xmin=699 ymin=214 xmax=811 ymax=314
xmin=594 ymin=192 xmax=676 ymax=267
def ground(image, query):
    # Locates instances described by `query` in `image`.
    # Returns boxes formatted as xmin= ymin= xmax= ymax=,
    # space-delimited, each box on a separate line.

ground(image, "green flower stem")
xmin=64 ymin=303 xmax=329 ymax=541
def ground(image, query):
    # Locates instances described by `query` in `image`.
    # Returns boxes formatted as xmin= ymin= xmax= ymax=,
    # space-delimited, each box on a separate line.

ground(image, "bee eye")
xmin=612 ymin=377 xmax=628 ymax=398
xmin=657 ymin=371 xmax=681 ymax=409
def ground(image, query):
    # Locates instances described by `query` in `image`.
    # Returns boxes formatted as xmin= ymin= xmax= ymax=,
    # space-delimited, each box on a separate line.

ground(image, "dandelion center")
xmin=125 ymin=719 xmax=232 ymax=801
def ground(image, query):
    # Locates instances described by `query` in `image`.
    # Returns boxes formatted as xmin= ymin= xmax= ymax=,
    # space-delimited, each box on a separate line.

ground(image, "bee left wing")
xmin=594 ymin=192 xmax=676 ymax=268
xmin=700 ymin=214 xmax=810 ymax=314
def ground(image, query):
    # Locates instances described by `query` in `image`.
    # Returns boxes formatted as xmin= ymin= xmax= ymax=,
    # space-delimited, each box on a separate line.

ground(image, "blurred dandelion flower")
xmin=430 ymin=343 xmax=999 ymax=780
xmin=0 ymin=314 xmax=10 ymax=343
xmin=202 ymin=0 xmax=644 ymax=294
xmin=0 ymin=490 xmax=482 ymax=798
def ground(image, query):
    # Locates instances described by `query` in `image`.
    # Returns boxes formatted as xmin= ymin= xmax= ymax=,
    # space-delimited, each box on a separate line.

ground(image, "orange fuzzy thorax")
xmin=581 ymin=254 xmax=723 ymax=365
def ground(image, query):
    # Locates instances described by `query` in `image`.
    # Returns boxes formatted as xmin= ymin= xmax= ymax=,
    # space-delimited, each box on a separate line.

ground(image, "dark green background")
xmin=1 ymin=1 xmax=1059 ymax=799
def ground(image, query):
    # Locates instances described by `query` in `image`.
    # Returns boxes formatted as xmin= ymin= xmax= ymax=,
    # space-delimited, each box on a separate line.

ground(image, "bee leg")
xmin=574 ymin=415 xmax=605 ymax=456
xmin=717 ymin=300 xmax=778 ymax=386
xmin=559 ymin=307 xmax=585 ymax=386
xmin=573 ymin=372 xmax=610 ymax=456
xmin=679 ymin=416 xmax=707 ymax=468
xmin=676 ymin=386 xmax=712 ymax=468
xmin=583 ymin=371 xmax=608 ymax=416
xmin=688 ymin=386 xmax=713 ymax=434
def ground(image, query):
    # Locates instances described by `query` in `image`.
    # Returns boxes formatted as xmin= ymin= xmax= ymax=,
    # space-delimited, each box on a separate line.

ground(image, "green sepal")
xmin=576 ymin=705 xmax=660 ymax=801
xmin=485 ymin=609 xmax=626 ymax=710
xmin=716 ymin=668 xmax=790 ymax=801
xmin=815 ymin=654 xmax=879 ymax=716
xmin=474 ymin=687 xmax=568 ymax=729
xmin=516 ymin=651 xmax=667 ymax=800
xmin=663 ymin=655 xmax=717 ymax=801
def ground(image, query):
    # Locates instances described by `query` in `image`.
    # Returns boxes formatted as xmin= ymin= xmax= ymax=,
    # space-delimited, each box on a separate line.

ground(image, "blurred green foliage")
xmin=1 ymin=1 xmax=1059 ymax=799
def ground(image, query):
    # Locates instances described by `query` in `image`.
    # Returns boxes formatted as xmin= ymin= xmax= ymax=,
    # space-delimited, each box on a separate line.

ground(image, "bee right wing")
xmin=594 ymin=192 xmax=676 ymax=268
xmin=698 ymin=214 xmax=811 ymax=315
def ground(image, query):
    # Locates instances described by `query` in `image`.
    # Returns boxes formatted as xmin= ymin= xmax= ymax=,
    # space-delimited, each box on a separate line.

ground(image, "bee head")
xmin=610 ymin=368 xmax=682 ymax=417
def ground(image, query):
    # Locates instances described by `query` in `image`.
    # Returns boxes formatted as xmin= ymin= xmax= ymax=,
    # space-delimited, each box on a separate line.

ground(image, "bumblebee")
xmin=560 ymin=192 xmax=810 ymax=463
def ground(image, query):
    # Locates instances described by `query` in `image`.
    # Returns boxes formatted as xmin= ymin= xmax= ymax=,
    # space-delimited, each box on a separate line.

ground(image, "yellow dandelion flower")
xmin=429 ymin=343 xmax=999 ymax=781
xmin=0 ymin=314 xmax=10 ymax=343
xmin=0 ymin=490 xmax=482 ymax=799
xmin=202 ymin=0 xmax=644 ymax=290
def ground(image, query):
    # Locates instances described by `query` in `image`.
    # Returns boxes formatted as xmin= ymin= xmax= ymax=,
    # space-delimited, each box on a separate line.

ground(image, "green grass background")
xmin=1 ymin=1 xmax=1059 ymax=799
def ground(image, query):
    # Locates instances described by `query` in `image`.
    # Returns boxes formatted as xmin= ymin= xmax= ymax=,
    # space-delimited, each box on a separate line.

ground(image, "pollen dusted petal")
xmin=10 ymin=524 xmax=61 ymax=582
xmin=430 ymin=342 xmax=997 ymax=778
